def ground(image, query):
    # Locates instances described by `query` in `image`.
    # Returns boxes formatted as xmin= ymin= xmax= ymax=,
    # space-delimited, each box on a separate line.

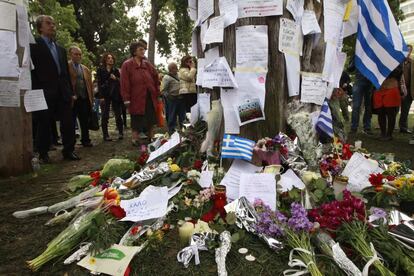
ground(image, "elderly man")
xmin=162 ymin=62 xmax=184 ymax=134
xmin=30 ymin=15 xmax=79 ymax=163
xmin=68 ymin=46 xmax=94 ymax=147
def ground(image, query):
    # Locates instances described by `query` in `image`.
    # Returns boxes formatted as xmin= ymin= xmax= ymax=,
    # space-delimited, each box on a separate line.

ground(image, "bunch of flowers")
xmin=319 ymin=154 xmax=343 ymax=177
xmin=368 ymin=173 xmax=395 ymax=192
xmin=308 ymin=190 xmax=365 ymax=231
xmin=384 ymin=162 xmax=411 ymax=177
xmin=253 ymin=135 xmax=286 ymax=165
xmin=253 ymin=198 xmax=287 ymax=238
xmin=192 ymin=187 xmax=214 ymax=208
xmin=103 ymin=188 xmax=126 ymax=219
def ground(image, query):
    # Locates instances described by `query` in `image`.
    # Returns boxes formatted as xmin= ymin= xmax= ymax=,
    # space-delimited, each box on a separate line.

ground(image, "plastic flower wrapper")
xmin=388 ymin=209 xmax=414 ymax=247
xmin=123 ymin=162 xmax=170 ymax=189
xmin=215 ymin=231 xmax=231 ymax=276
xmin=278 ymin=133 xmax=308 ymax=175
xmin=177 ymin=232 xmax=216 ymax=268
xmin=100 ymin=159 xmax=135 ymax=179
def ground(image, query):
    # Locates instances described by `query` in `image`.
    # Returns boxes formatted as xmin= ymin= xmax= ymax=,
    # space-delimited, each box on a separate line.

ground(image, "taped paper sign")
xmin=279 ymin=18 xmax=303 ymax=56
xmin=238 ymin=0 xmax=283 ymax=18
xmin=236 ymin=25 xmax=268 ymax=69
xmin=300 ymin=73 xmax=327 ymax=105
xmin=202 ymin=57 xmax=238 ymax=88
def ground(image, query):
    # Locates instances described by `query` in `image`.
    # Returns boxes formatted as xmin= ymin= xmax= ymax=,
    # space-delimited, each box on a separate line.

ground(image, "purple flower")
xmin=370 ymin=207 xmax=387 ymax=220
xmin=272 ymin=134 xmax=285 ymax=145
xmin=287 ymin=202 xmax=313 ymax=232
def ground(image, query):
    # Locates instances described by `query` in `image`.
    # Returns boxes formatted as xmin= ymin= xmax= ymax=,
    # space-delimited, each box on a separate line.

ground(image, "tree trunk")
xmin=194 ymin=0 xmax=325 ymax=140
xmin=148 ymin=0 xmax=161 ymax=64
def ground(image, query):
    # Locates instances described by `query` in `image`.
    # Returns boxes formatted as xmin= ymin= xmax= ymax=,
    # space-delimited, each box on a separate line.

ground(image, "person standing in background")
xmin=162 ymin=62 xmax=185 ymax=134
xmin=120 ymin=41 xmax=160 ymax=146
xmin=399 ymin=45 xmax=413 ymax=135
xmin=178 ymin=56 xmax=197 ymax=112
xmin=30 ymin=15 xmax=79 ymax=163
xmin=68 ymin=46 xmax=93 ymax=147
xmin=97 ymin=53 xmax=124 ymax=141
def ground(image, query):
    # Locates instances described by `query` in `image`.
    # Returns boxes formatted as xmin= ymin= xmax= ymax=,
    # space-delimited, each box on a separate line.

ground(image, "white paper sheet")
xmin=205 ymin=46 xmax=220 ymax=65
xmin=203 ymin=16 xmax=224 ymax=44
xmin=300 ymin=74 xmax=327 ymax=105
xmin=147 ymin=132 xmax=180 ymax=163
xmin=238 ymin=0 xmax=283 ymax=18
xmin=0 ymin=2 xmax=16 ymax=31
xmin=284 ymin=53 xmax=300 ymax=97
xmin=188 ymin=0 xmax=197 ymax=21
xmin=322 ymin=42 xmax=337 ymax=83
xmin=239 ymin=173 xmax=276 ymax=211
xmin=279 ymin=169 xmax=305 ymax=192
xmin=234 ymin=71 xmax=266 ymax=109
xmin=286 ymin=0 xmax=304 ymax=22
xmin=24 ymin=89 xmax=47 ymax=112
xmin=198 ymin=0 xmax=214 ymax=23
xmin=324 ymin=0 xmax=347 ymax=43
xmin=198 ymin=93 xmax=211 ymax=121
xmin=78 ymin=244 xmax=140 ymax=276
xmin=342 ymin=153 xmax=383 ymax=192
xmin=16 ymin=5 xmax=29 ymax=47
xmin=0 ymin=80 xmax=20 ymax=107
xmin=202 ymin=56 xmax=238 ymax=88
xmin=120 ymin=186 xmax=169 ymax=222
xmin=301 ymin=10 xmax=321 ymax=35
xmin=200 ymin=20 xmax=208 ymax=51
xmin=343 ymin=0 xmax=358 ymax=38
xmin=220 ymin=159 xmax=261 ymax=202
xmin=332 ymin=51 xmax=347 ymax=88
xmin=190 ymin=103 xmax=200 ymax=126
xmin=168 ymin=184 xmax=183 ymax=199
xmin=0 ymin=30 xmax=19 ymax=77
xmin=196 ymin=58 xmax=206 ymax=86
xmin=18 ymin=66 xmax=31 ymax=90
xmin=219 ymin=0 xmax=238 ymax=27
xmin=199 ymin=170 xmax=214 ymax=188
xmin=191 ymin=30 xmax=198 ymax=56
xmin=279 ymin=18 xmax=303 ymax=56
xmin=236 ymin=25 xmax=268 ymax=69
xmin=220 ymin=88 xmax=240 ymax=134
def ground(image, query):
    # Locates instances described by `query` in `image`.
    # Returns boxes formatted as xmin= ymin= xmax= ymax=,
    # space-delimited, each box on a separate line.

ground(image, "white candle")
xmin=178 ymin=222 xmax=194 ymax=243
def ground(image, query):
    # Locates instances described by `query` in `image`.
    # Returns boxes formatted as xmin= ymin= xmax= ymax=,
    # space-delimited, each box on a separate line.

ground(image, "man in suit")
xmin=68 ymin=46 xmax=94 ymax=147
xmin=30 ymin=15 xmax=80 ymax=163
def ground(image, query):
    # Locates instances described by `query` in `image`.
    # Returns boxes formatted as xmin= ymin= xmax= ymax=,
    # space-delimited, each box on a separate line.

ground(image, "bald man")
xmin=68 ymin=46 xmax=94 ymax=147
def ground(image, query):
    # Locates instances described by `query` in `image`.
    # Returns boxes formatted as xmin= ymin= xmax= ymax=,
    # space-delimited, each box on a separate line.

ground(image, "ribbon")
xmin=283 ymin=248 xmax=315 ymax=276
xmin=362 ymin=243 xmax=382 ymax=276
xmin=177 ymin=233 xmax=214 ymax=268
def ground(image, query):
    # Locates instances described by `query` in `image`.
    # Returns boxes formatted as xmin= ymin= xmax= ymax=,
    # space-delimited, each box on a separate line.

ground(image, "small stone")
xmin=245 ymin=254 xmax=256 ymax=262
xmin=238 ymin=248 xmax=248 ymax=254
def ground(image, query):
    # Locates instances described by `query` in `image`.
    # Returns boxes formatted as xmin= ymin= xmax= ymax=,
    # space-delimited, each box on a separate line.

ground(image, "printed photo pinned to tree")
xmin=233 ymin=97 xmax=265 ymax=126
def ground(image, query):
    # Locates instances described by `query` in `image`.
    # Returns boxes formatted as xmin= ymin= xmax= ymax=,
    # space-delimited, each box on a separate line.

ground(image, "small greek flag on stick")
xmin=316 ymin=98 xmax=334 ymax=138
xmin=221 ymin=134 xmax=255 ymax=161
xmin=355 ymin=0 xmax=408 ymax=88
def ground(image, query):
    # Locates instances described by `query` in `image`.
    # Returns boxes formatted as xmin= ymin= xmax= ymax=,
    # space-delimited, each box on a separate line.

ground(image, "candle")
xmin=178 ymin=222 xmax=194 ymax=243
xmin=354 ymin=140 xmax=362 ymax=149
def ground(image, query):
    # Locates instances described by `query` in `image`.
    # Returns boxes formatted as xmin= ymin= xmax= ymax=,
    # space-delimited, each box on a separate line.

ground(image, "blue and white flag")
xmin=316 ymin=98 xmax=334 ymax=138
xmin=221 ymin=134 xmax=255 ymax=161
xmin=355 ymin=0 xmax=408 ymax=89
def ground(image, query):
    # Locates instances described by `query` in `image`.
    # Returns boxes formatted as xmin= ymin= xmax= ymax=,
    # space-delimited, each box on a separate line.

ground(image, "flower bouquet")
xmin=252 ymin=135 xmax=286 ymax=166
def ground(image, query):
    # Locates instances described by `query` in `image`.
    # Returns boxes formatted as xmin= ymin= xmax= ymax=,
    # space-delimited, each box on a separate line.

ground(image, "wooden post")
xmin=194 ymin=0 xmax=325 ymax=140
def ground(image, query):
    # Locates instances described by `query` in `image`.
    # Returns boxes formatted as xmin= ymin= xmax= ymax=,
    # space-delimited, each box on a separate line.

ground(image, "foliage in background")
xmin=29 ymin=0 xmax=94 ymax=68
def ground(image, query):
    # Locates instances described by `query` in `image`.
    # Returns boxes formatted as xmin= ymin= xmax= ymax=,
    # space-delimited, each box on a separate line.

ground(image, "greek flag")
xmin=221 ymin=134 xmax=255 ymax=161
xmin=316 ymin=99 xmax=334 ymax=138
xmin=355 ymin=0 xmax=408 ymax=89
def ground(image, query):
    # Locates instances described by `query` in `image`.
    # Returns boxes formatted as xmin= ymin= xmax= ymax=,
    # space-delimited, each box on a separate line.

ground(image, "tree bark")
xmin=148 ymin=0 xmax=166 ymax=64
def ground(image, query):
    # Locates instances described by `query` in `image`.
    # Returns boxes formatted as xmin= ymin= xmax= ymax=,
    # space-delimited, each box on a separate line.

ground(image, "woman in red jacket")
xmin=120 ymin=41 xmax=160 ymax=145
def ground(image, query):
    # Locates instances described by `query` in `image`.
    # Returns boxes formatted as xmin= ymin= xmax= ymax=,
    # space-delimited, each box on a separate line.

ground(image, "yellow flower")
xmin=393 ymin=179 xmax=404 ymax=189
xmin=184 ymin=196 xmax=192 ymax=207
xmin=167 ymin=158 xmax=173 ymax=165
xmin=88 ymin=257 xmax=96 ymax=265
xmin=169 ymin=164 xmax=181 ymax=172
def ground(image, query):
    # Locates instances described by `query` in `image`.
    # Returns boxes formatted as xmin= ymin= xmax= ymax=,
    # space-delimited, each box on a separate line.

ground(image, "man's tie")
xmin=48 ymin=40 xmax=61 ymax=75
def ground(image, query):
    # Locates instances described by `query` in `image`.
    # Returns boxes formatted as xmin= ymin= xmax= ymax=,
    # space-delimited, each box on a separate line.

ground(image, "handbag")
xmin=88 ymin=110 xmax=100 ymax=131
xmin=156 ymin=100 xmax=165 ymax=127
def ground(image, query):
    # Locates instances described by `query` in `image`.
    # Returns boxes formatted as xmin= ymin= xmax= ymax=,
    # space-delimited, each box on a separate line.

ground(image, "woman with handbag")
xmin=120 ymin=41 xmax=161 ymax=146
xmin=97 ymin=52 xmax=124 ymax=141
xmin=178 ymin=55 xmax=197 ymax=112
xmin=372 ymin=64 xmax=403 ymax=141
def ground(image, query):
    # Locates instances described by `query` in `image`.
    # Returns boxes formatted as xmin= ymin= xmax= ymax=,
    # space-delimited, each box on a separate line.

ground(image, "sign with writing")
xmin=202 ymin=57 xmax=238 ymax=88
xmin=300 ymin=73 xmax=327 ymax=105
xmin=238 ymin=0 xmax=283 ymax=18
xmin=236 ymin=25 xmax=268 ymax=69
xmin=120 ymin=186 xmax=168 ymax=222
xmin=279 ymin=18 xmax=303 ymax=56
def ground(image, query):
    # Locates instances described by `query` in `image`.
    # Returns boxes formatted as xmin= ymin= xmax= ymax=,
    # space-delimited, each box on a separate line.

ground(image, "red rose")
xmin=89 ymin=171 xmax=101 ymax=186
xmin=193 ymin=160 xmax=203 ymax=171
xmin=201 ymin=210 xmax=217 ymax=222
xmin=109 ymin=205 xmax=126 ymax=219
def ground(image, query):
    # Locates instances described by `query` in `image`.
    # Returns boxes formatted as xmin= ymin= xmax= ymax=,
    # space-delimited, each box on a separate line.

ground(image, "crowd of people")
xmin=31 ymin=15 xmax=197 ymax=164
xmin=30 ymin=15 xmax=413 ymax=164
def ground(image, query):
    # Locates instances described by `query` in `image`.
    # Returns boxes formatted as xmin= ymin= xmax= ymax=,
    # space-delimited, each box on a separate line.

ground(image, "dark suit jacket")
xmin=30 ymin=37 xmax=73 ymax=102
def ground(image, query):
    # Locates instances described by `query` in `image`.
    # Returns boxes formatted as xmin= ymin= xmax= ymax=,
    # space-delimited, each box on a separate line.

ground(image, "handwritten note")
xmin=202 ymin=57 xmax=238 ymax=88
xmin=342 ymin=153 xmax=383 ymax=192
xmin=238 ymin=0 xmax=282 ymax=18
xmin=236 ymin=25 xmax=268 ymax=69
xmin=279 ymin=169 xmax=305 ymax=192
xmin=300 ymin=74 xmax=327 ymax=105
xmin=147 ymin=132 xmax=180 ymax=163
xmin=220 ymin=159 xmax=261 ymax=202
xmin=285 ymin=53 xmax=300 ymax=97
xmin=120 ymin=186 xmax=169 ymax=222
xmin=0 ymin=80 xmax=20 ymax=107
xmin=198 ymin=0 xmax=214 ymax=23
xmin=0 ymin=30 xmax=19 ymax=78
xmin=203 ymin=16 xmax=224 ymax=44
xmin=0 ymin=1 xmax=16 ymax=31
xmin=301 ymin=10 xmax=321 ymax=35
xmin=286 ymin=0 xmax=304 ymax=21
xmin=239 ymin=173 xmax=276 ymax=211
xmin=199 ymin=170 xmax=214 ymax=188
xmin=279 ymin=18 xmax=303 ymax=56
xmin=220 ymin=88 xmax=240 ymax=134
xmin=219 ymin=0 xmax=238 ymax=27
xmin=24 ymin=89 xmax=48 ymax=112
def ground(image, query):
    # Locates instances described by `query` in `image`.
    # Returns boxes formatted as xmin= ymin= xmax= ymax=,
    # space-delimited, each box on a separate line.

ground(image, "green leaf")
xmin=314 ymin=178 xmax=327 ymax=190
xmin=226 ymin=212 xmax=237 ymax=225
xmin=314 ymin=189 xmax=324 ymax=199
